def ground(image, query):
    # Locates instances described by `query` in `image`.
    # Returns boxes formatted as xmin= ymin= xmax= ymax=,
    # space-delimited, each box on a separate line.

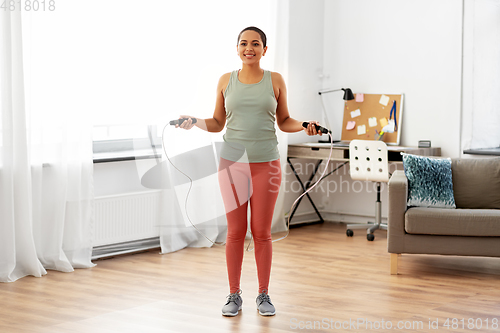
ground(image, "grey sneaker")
xmin=256 ymin=290 xmax=275 ymax=316
xmin=222 ymin=290 xmax=242 ymax=317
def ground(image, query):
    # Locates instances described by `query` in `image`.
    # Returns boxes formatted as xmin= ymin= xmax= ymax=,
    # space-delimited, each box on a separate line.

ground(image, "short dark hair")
xmin=237 ymin=26 xmax=267 ymax=48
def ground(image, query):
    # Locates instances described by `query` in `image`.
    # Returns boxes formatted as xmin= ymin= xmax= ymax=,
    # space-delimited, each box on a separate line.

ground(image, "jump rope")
xmin=162 ymin=118 xmax=334 ymax=250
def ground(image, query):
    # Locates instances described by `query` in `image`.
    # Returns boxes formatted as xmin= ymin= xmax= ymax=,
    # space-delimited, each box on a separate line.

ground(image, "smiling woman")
xmin=238 ymin=26 xmax=268 ymax=65
xmin=171 ymin=23 xmax=324 ymax=317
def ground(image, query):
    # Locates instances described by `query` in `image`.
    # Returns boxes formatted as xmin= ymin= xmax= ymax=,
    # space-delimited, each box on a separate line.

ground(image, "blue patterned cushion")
xmin=402 ymin=153 xmax=456 ymax=208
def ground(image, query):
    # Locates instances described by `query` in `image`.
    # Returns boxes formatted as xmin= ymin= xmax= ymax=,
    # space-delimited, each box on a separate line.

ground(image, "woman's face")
xmin=237 ymin=30 xmax=267 ymax=65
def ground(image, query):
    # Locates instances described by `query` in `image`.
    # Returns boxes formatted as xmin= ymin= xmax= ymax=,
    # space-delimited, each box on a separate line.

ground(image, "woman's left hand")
xmin=304 ymin=121 xmax=323 ymax=136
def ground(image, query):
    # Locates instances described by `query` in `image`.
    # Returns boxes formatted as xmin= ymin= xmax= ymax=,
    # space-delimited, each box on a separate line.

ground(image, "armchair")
xmin=387 ymin=157 xmax=500 ymax=274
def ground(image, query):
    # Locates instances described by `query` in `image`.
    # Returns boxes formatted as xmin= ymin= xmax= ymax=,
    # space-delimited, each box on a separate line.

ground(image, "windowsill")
xmin=93 ymin=149 xmax=161 ymax=163
xmin=463 ymin=147 xmax=500 ymax=156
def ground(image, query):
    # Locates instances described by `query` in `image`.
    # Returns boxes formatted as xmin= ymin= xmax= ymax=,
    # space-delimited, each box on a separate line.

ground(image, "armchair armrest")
xmin=388 ymin=170 xmax=408 ymax=253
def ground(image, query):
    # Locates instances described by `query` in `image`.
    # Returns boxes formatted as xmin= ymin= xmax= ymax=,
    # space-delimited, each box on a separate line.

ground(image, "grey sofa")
xmin=387 ymin=157 xmax=500 ymax=274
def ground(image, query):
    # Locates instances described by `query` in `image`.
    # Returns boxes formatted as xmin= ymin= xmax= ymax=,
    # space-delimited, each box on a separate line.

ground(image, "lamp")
xmin=317 ymin=88 xmax=354 ymax=143
xmin=318 ymin=88 xmax=355 ymax=100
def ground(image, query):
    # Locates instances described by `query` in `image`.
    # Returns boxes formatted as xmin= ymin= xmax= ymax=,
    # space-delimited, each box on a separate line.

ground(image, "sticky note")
xmin=379 ymin=117 xmax=389 ymax=128
xmin=356 ymin=93 xmax=364 ymax=102
xmin=346 ymin=121 xmax=356 ymax=130
xmin=368 ymin=117 xmax=377 ymax=127
xmin=350 ymin=109 xmax=361 ymax=118
xmin=357 ymin=125 xmax=366 ymax=135
xmin=379 ymin=95 xmax=390 ymax=106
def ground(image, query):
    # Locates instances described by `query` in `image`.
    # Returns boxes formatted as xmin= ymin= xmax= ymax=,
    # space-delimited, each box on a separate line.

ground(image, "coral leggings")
xmin=218 ymin=158 xmax=282 ymax=294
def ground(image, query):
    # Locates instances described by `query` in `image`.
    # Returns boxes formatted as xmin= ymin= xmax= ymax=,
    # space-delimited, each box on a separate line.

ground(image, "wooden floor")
xmin=1 ymin=222 xmax=500 ymax=333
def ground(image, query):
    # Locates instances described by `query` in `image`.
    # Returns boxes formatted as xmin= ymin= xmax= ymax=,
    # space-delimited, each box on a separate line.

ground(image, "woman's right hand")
xmin=176 ymin=115 xmax=197 ymax=130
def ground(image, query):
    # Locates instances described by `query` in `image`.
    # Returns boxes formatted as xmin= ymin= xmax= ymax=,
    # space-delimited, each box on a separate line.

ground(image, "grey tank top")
xmin=221 ymin=70 xmax=279 ymax=163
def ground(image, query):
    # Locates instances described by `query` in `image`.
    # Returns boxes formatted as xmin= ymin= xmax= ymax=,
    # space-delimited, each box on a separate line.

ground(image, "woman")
xmin=175 ymin=26 xmax=323 ymax=317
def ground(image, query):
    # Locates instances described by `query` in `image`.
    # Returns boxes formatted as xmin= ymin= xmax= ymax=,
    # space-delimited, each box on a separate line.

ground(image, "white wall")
xmin=280 ymin=0 xmax=326 ymax=219
xmin=323 ymin=0 xmax=463 ymax=158
xmin=284 ymin=0 xmax=465 ymax=223
xmin=94 ymin=160 xmax=154 ymax=197
xmin=286 ymin=0 xmax=326 ymax=145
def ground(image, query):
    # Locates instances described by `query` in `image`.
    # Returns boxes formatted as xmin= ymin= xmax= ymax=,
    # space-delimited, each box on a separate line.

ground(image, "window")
xmin=92 ymin=125 xmax=162 ymax=161
xmin=23 ymin=0 xmax=277 ymax=159
xmin=462 ymin=0 xmax=500 ymax=151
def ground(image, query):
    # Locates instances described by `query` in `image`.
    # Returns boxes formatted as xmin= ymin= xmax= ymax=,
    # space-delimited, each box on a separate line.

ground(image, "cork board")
xmin=341 ymin=93 xmax=404 ymax=145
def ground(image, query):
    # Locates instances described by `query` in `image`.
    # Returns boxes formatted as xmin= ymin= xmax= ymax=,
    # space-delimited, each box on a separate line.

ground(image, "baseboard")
xmin=287 ymin=210 xmax=387 ymax=226
xmin=92 ymin=237 xmax=160 ymax=260
xmin=322 ymin=211 xmax=388 ymax=224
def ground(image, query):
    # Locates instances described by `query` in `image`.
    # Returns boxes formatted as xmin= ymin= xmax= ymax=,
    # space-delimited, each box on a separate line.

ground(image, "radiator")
xmin=93 ymin=191 xmax=162 ymax=247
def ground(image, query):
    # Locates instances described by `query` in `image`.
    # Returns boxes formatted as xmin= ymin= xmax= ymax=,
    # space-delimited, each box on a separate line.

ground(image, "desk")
xmin=286 ymin=143 xmax=441 ymax=225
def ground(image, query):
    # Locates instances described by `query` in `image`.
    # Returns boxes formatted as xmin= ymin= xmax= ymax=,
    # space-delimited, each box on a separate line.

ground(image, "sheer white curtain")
xmin=462 ymin=0 xmax=500 ymax=151
xmin=0 ymin=10 xmax=94 ymax=283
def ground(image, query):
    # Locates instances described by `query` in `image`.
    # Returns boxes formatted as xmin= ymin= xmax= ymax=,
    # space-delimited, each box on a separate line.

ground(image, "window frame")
xmin=93 ymin=125 xmax=162 ymax=163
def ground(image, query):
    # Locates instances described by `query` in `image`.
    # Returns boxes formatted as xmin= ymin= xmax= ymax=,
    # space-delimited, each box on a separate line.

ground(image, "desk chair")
xmin=346 ymin=140 xmax=389 ymax=241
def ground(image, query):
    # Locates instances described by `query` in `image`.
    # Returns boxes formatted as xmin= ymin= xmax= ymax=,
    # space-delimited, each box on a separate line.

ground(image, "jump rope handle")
xmin=302 ymin=122 xmax=331 ymax=134
xmin=170 ymin=118 xmax=198 ymax=126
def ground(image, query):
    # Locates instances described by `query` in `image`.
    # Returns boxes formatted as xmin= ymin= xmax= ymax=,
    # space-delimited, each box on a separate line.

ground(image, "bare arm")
xmin=272 ymin=72 xmax=322 ymax=136
xmin=176 ymin=73 xmax=229 ymax=132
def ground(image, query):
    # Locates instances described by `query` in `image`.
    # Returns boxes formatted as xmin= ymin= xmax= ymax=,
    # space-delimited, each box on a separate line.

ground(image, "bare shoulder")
xmin=220 ymin=72 xmax=232 ymax=81
xmin=219 ymin=72 xmax=231 ymax=85
xmin=217 ymin=72 xmax=232 ymax=92
xmin=270 ymin=71 xmax=284 ymax=81
xmin=270 ymin=71 xmax=285 ymax=87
